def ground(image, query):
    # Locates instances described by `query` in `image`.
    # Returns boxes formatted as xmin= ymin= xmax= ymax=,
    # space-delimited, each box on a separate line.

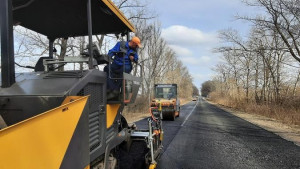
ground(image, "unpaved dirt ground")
xmin=209 ymin=101 xmax=300 ymax=147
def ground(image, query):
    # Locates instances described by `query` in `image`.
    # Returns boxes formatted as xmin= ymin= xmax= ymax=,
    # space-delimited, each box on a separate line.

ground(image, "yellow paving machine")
xmin=0 ymin=0 xmax=162 ymax=168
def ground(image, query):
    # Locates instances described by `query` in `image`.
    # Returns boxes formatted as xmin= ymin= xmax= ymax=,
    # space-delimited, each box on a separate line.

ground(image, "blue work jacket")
xmin=108 ymin=41 xmax=138 ymax=66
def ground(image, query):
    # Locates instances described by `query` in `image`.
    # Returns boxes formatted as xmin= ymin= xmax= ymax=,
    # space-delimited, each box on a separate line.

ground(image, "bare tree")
xmin=242 ymin=0 xmax=300 ymax=62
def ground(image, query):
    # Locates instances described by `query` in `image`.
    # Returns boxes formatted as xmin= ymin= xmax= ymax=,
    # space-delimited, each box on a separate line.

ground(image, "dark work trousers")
xmin=104 ymin=62 xmax=132 ymax=91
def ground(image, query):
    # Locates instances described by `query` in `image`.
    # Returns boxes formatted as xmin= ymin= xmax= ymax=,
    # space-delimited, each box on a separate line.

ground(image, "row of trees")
xmin=13 ymin=0 xmax=196 ymax=112
xmin=205 ymin=0 xmax=300 ymax=124
xmin=136 ymin=22 xmax=195 ymax=102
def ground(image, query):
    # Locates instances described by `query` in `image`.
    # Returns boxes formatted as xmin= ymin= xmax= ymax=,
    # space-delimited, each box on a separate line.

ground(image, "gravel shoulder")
xmin=208 ymin=100 xmax=300 ymax=146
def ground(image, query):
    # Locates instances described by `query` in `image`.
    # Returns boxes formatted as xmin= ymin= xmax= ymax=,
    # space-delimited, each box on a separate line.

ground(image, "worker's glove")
xmin=129 ymin=55 xmax=138 ymax=63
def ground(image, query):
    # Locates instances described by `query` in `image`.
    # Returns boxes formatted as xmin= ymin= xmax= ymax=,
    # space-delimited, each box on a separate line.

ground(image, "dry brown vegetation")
xmin=209 ymin=92 xmax=300 ymax=126
xmin=207 ymin=0 xmax=300 ymax=128
xmin=122 ymin=96 xmax=150 ymax=123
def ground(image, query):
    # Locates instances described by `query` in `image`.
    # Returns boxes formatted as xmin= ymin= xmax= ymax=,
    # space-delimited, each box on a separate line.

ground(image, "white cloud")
xmin=199 ymin=56 xmax=211 ymax=63
xmin=170 ymin=54 xmax=213 ymax=66
xmin=192 ymin=73 xmax=207 ymax=80
xmin=182 ymin=57 xmax=199 ymax=65
xmin=169 ymin=45 xmax=193 ymax=56
xmin=191 ymin=72 xmax=215 ymax=85
xmin=162 ymin=25 xmax=218 ymax=46
xmin=179 ymin=56 xmax=212 ymax=65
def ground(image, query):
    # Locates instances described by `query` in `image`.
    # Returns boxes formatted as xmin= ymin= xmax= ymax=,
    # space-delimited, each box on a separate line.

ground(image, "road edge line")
xmin=181 ymin=99 xmax=199 ymax=126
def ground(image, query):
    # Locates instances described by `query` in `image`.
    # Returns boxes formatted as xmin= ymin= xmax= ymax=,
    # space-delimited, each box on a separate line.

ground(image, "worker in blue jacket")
xmin=105 ymin=36 xmax=141 ymax=99
xmin=107 ymin=36 xmax=141 ymax=74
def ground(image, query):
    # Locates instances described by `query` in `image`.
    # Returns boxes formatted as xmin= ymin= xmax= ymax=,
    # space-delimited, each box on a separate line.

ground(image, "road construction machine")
xmin=150 ymin=84 xmax=180 ymax=121
xmin=0 ymin=0 xmax=162 ymax=169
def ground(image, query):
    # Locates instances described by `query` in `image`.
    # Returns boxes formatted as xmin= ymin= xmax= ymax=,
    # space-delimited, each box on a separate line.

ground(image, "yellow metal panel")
xmin=0 ymin=96 xmax=88 ymax=169
xmin=61 ymin=96 xmax=84 ymax=105
xmin=84 ymin=165 xmax=90 ymax=169
xmin=102 ymin=0 xmax=135 ymax=32
xmin=106 ymin=104 xmax=121 ymax=128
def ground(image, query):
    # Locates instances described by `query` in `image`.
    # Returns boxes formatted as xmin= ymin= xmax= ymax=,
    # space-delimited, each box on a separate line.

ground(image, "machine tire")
xmin=171 ymin=111 xmax=175 ymax=121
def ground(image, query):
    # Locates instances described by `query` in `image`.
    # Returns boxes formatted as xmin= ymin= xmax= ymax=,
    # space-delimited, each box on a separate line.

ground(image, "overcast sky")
xmin=149 ymin=0 xmax=258 ymax=88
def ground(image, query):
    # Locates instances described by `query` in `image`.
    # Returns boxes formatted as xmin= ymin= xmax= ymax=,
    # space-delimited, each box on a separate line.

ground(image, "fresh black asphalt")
xmin=135 ymin=98 xmax=300 ymax=169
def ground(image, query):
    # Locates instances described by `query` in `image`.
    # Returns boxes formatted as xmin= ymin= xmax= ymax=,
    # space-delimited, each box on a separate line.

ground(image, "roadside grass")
xmin=209 ymin=93 xmax=300 ymax=126
xmin=122 ymin=96 xmax=150 ymax=123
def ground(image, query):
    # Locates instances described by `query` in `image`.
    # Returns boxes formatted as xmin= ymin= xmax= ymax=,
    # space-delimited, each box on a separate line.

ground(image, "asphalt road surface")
xmin=136 ymin=98 xmax=300 ymax=169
